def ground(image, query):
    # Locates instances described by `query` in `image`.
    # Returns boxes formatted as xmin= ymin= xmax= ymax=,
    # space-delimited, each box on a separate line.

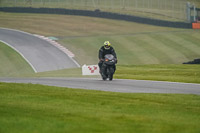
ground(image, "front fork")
xmin=101 ymin=64 xmax=115 ymax=79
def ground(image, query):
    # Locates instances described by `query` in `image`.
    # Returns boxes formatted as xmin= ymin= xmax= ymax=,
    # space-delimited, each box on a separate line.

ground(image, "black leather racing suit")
xmin=98 ymin=46 xmax=117 ymax=72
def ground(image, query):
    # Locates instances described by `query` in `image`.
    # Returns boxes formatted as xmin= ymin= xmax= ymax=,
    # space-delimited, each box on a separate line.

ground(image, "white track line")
xmin=0 ymin=40 xmax=37 ymax=73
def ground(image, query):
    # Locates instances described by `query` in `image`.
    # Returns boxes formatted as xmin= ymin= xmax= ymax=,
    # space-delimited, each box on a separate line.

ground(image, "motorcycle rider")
xmin=98 ymin=41 xmax=117 ymax=74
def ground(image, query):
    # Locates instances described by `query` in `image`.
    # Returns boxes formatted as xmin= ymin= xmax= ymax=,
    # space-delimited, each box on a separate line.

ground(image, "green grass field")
xmin=116 ymin=65 xmax=200 ymax=83
xmin=0 ymin=82 xmax=200 ymax=133
xmin=60 ymin=31 xmax=200 ymax=65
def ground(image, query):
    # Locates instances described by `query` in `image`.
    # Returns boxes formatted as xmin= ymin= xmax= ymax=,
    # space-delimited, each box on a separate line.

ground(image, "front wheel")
xmin=109 ymin=74 xmax=113 ymax=81
xmin=108 ymin=67 xmax=114 ymax=81
xmin=101 ymin=71 xmax=107 ymax=81
xmin=102 ymin=75 xmax=107 ymax=81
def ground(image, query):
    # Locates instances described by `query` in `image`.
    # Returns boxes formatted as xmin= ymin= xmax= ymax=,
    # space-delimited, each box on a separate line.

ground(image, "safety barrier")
xmin=0 ymin=7 xmax=192 ymax=29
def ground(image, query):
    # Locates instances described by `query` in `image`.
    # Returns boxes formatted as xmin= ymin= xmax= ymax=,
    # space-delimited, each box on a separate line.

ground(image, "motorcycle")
xmin=101 ymin=54 xmax=117 ymax=81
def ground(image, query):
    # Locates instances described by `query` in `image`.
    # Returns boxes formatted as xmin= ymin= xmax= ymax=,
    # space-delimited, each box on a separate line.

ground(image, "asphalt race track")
xmin=0 ymin=28 xmax=79 ymax=72
xmin=0 ymin=77 xmax=200 ymax=95
xmin=0 ymin=28 xmax=200 ymax=95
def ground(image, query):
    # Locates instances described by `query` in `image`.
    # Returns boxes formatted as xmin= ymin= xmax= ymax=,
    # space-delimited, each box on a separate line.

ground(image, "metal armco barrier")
xmin=0 ymin=7 xmax=192 ymax=29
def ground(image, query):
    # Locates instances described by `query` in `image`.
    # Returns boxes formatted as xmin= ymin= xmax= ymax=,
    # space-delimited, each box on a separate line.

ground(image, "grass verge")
xmin=0 ymin=82 xmax=200 ymax=133
xmin=29 ymin=64 xmax=200 ymax=84
xmin=0 ymin=41 xmax=34 ymax=77
xmin=115 ymin=64 xmax=200 ymax=83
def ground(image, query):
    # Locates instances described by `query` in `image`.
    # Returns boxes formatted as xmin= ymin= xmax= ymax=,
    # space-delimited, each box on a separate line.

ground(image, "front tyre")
xmin=108 ymin=67 xmax=114 ymax=81
xmin=101 ymin=72 xmax=107 ymax=81
xmin=109 ymin=74 xmax=113 ymax=81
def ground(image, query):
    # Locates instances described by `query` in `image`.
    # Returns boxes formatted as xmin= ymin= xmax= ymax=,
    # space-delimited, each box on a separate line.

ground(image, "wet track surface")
xmin=0 ymin=77 xmax=200 ymax=95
